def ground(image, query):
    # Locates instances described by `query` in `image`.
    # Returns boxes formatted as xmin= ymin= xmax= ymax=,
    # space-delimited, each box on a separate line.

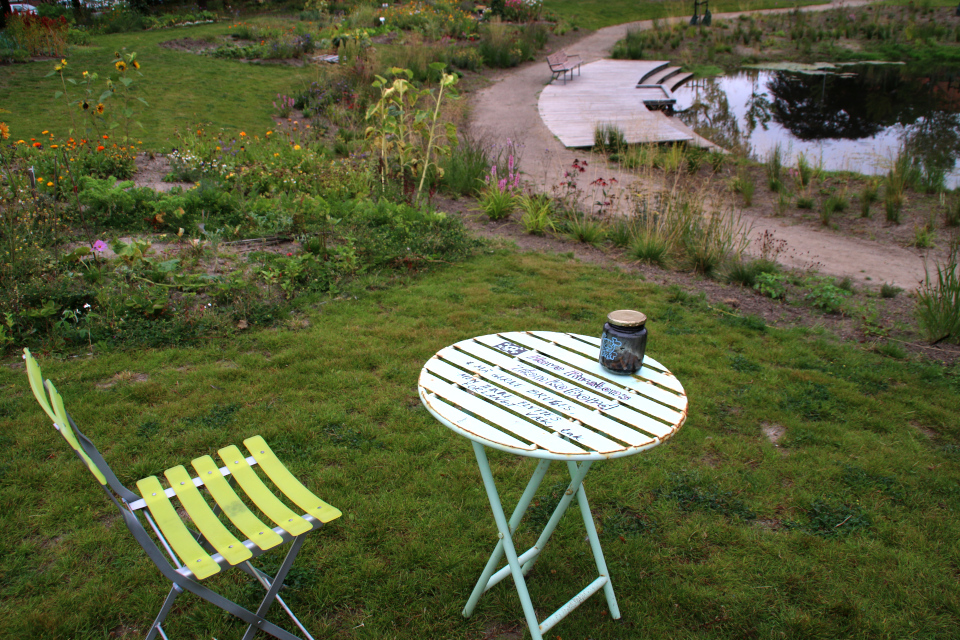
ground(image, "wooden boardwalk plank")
xmin=538 ymin=59 xmax=698 ymax=148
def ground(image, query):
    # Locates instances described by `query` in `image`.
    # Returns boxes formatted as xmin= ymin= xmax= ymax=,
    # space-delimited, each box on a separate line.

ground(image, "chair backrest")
xmin=24 ymin=348 xmax=108 ymax=486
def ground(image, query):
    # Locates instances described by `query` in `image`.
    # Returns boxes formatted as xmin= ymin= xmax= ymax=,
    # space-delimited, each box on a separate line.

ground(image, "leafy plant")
xmin=517 ymin=193 xmax=554 ymax=235
xmin=477 ymin=185 xmax=516 ymax=221
xmin=754 ymin=272 xmax=787 ymax=300
xmin=631 ymin=231 xmax=669 ymax=266
xmin=805 ymin=282 xmax=851 ymax=314
xmin=564 ymin=212 xmax=605 ymax=244
xmin=860 ymin=180 xmax=878 ymax=218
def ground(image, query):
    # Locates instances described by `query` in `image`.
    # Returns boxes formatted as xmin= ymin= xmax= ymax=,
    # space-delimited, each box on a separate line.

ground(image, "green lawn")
xmin=543 ymin=0 xmax=827 ymax=32
xmin=2 ymin=249 xmax=958 ymax=639
xmin=1 ymin=23 xmax=313 ymax=150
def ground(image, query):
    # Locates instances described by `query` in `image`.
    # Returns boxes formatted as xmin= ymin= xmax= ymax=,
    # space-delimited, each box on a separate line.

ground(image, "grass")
xmin=2 ymin=249 xmax=960 ymax=639
xmin=543 ymin=0 xmax=824 ymax=31
xmin=1 ymin=23 xmax=312 ymax=150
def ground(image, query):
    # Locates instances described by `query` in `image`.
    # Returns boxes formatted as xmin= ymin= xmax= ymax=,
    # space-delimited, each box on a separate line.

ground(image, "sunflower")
xmin=96 ymin=103 xmax=104 ymax=114
xmin=0 ymin=122 xmax=9 ymax=140
xmin=81 ymin=101 xmax=90 ymax=110
xmin=133 ymin=60 xmax=140 ymax=70
xmin=115 ymin=60 xmax=127 ymax=72
xmin=114 ymin=51 xmax=121 ymax=58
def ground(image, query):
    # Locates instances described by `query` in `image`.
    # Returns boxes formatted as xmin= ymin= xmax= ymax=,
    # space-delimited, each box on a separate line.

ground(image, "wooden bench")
xmin=547 ymin=50 xmax=582 ymax=85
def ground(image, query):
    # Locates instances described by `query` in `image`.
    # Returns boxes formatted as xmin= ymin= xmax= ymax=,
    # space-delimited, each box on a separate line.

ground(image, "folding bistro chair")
xmin=23 ymin=349 xmax=342 ymax=640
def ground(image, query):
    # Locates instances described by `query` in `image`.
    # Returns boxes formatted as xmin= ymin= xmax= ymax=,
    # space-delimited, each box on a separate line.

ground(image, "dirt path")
xmin=467 ymin=1 xmax=930 ymax=291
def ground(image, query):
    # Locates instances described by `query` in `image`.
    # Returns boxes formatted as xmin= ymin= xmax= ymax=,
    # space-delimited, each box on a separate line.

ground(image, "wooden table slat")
xmin=437 ymin=347 xmax=640 ymax=452
xmin=419 ymin=369 xmax=588 ymax=455
xmin=533 ymin=331 xmax=685 ymax=393
xmin=452 ymin=339 xmax=658 ymax=446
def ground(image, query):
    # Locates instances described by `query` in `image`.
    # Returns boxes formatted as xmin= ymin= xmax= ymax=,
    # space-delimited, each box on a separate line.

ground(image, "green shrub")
xmin=517 ymin=193 xmax=555 ymax=235
xmin=805 ymin=282 xmax=851 ymax=314
xmin=564 ymin=213 xmax=606 ymax=244
xmin=754 ymin=272 xmax=787 ymax=300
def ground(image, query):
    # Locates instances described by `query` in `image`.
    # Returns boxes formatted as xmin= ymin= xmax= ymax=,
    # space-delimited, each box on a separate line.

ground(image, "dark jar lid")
xmin=607 ymin=310 xmax=647 ymax=328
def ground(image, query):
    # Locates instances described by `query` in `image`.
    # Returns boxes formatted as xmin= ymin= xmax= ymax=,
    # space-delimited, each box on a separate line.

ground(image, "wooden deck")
xmin=538 ymin=59 xmax=706 ymax=149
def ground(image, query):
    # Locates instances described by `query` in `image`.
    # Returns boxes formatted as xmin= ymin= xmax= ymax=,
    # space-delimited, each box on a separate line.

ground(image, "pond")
xmin=674 ymin=63 xmax=960 ymax=189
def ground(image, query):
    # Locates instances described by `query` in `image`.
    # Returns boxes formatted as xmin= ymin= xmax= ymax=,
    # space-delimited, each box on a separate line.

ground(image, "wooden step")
xmin=637 ymin=61 xmax=670 ymax=85
xmin=638 ymin=66 xmax=681 ymax=87
xmin=668 ymin=72 xmax=694 ymax=91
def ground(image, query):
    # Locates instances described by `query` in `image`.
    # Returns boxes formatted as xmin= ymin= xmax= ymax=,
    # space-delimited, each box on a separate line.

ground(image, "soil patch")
xmin=159 ymin=38 xmax=219 ymax=53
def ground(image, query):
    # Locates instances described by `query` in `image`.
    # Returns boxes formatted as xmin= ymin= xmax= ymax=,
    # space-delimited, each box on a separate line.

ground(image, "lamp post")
xmin=690 ymin=0 xmax=711 ymax=26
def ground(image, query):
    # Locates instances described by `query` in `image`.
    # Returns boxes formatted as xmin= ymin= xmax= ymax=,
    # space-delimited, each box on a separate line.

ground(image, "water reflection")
xmin=674 ymin=64 xmax=960 ymax=188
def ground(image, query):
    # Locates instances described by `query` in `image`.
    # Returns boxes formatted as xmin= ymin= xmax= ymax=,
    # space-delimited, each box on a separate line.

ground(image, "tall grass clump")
xmin=564 ymin=212 xmax=606 ymax=244
xmin=916 ymin=237 xmax=960 ymax=344
xmin=477 ymin=18 xmax=544 ymax=68
xmin=731 ymin=165 xmax=755 ymax=207
xmin=765 ymin=143 xmax=783 ymax=192
xmin=633 ymin=186 xmax=750 ymax=275
xmin=945 ymin=197 xmax=960 ymax=228
xmin=610 ymin=28 xmax=645 ymax=58
xmin=594 ymin=123 xmax=626 ymax=153
xmin=860 ymin=180 xmax=879 ymax=218
xmin=440 ymin=135 xmax=492 ymax=197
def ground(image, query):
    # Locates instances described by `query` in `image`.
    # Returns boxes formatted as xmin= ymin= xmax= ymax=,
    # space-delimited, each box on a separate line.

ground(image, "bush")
xmin=6 ymin=13 xmax=68 ymax=56
xmin=478 ymin=18 xmax=544 ymax=68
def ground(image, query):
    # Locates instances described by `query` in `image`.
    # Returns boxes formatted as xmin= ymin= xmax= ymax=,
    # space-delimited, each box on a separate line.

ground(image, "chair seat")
xmin=133 ymin=436 xmax=341 ymax=580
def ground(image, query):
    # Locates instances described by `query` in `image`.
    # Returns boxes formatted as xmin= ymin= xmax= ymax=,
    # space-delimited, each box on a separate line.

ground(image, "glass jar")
xmin=599 ymin=310 xmax=647 ymax=375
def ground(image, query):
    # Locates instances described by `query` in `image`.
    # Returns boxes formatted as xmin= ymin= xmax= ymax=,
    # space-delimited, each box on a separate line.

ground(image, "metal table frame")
xmin=418 ymin=332 xmax=687 ymax=639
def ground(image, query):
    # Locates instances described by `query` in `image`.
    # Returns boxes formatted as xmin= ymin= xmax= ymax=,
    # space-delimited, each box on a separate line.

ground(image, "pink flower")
xmin=93 ymin=240 xmax=107 ymax=253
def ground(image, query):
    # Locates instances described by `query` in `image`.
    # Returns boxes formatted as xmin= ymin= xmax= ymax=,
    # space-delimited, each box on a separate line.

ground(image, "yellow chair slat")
xmin=136 ymin=475 xmax=220 ymax=580
xmin=191 ymin=456 xmax=284 ymax=551
xmin=244 ymin=436 xmax=342 ymax=524
xmin=45 ymin=378 xmax=107 ymax=486
xmin=24 ymin=349 xmax=57 ymax=423
xmin=164 ymin=465 xmax=252 ymax=567
xmin=217 ymin=446 xmax=312 ymax=537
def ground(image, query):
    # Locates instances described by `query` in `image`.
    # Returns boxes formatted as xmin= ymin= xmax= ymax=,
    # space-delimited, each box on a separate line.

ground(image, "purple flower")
xmin=93 ymin=240 xmax=107 ymax=253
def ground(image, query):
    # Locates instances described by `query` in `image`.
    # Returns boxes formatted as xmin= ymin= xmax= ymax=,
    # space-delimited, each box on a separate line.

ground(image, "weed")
xmin=181 ymin=403 xmax=241 ymax=429
xmin=785 ymin=498 xmax=872 ymax=538
xmin=884 ymin=188 xmax=904 ymax=224
xmin=654 ymin=471 xmax=756 ymax=520
xmin=730 ymin=166 xmax=755 ymax=207
xmin=880 ymin=282 xmax=902 ymax=298
xmin=729 ymin=353 xmax=761 ymax=372
xmin=860 ymin=180 xmax=879 ymax=218
xmin=765 ymin=143 xmax=783 ymax=191
xmin=796 ymin=195 xmax=815 ymax=209
xmin=911 ymin=225 xmax=935 ymax=249
xmin=781 ymin=382 xmax=840 ymax=422
xmin=603 ymin=506 xmax=655 ymax=538
xmin=594 ymin=123 xmax=626 ymax=152
xmin=945 ymin=197 xmax=960 ymax=228
xmin=875 ymin=341 xmax=908 ymax=359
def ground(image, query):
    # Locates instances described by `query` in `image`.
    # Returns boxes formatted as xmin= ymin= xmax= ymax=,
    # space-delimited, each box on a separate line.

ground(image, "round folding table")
xmin=417 ymin=331 xmax=688 ymax=640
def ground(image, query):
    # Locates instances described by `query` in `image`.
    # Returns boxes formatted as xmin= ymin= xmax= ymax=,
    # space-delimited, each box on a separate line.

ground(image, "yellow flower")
xmin=0 ymin=122 xmax=9 ymax=140
xmin=42 ymin=130 xmax=49 ymax=135
xmin=60 ymin=58 xmax=67 ymax=66
xmin=294 ymin=144 xmax=301 ymax=150
xmin=133 ymin=60 xmax=140 ymax=70
xmin=96 ymin=103 xmax=104 ymax=114
xmin=115 ymin=60 xmax=127 ymax=72
xmin=47 ymin=182 xmax=54 ymax=187
xmin=274 ymin=153 xmax=280 ymax=157
xmin=266 ymin=130 xmax=273 ymax=136
xmin=82 ymin=70 xmax=89 ymax=78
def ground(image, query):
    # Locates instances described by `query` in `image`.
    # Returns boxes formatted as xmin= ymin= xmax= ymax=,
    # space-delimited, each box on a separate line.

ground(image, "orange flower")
xmin=32 ymin=142 xmax=42 ymax=148
xmin=96 ymin=145 xmax=105 ymax=151
xmin=0 ymin=122 xmax=9 ymax=140
xmin=96 ymin=103 xmax=104 ymax=114
xmin=133 ymin=60 xmax=140 ymax=70
xmin=115 ymin=60 xmax=127 ymax=72
xmin=103 ymin=135 xmax=109 ymax=139
xmin=239 ymin=131 xmax=247 ymax=137
xmin=42 ymin=130 xmax=49 ymax=134
xmin=51 ymin=144 xmax=59 ymax=149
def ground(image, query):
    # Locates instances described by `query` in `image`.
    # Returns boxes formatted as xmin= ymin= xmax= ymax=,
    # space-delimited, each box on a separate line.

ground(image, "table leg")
xmin=568 ymin=461 xmax=621 ymax=620
xmin=465 ymin=446 xmax=621 ymax=639
xmin=469 ymin=442 xmax=545 ymax=640
xmin=463 ymin=454 xmax=551 ymax=618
